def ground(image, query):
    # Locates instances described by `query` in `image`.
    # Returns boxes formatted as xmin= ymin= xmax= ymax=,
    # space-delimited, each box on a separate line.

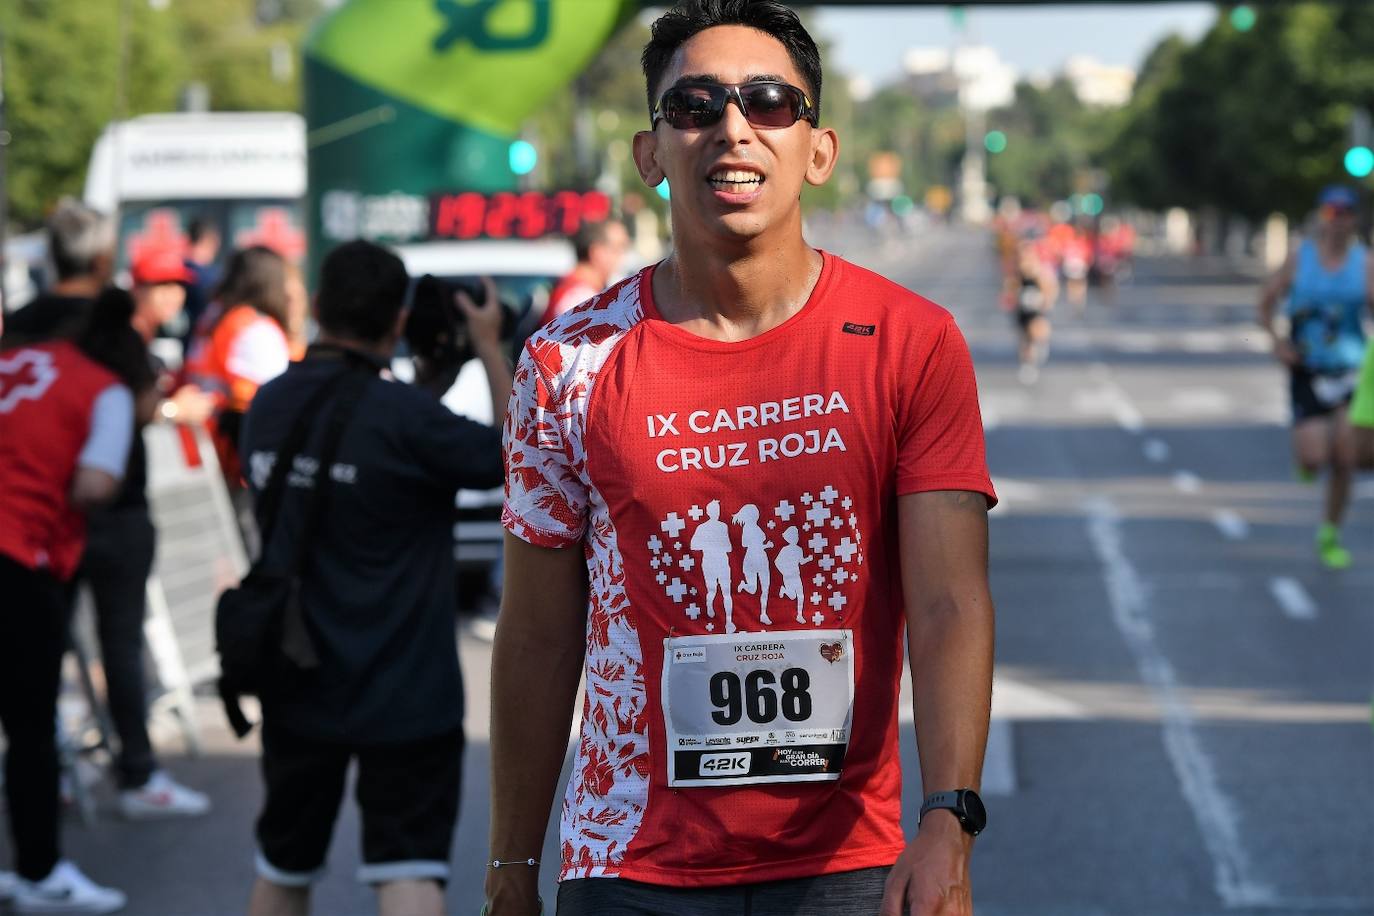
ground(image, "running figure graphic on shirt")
xmin=690 ymin=500 xmax=735 ymax=633
xmin=774 ymin=526 xmax=813 ymax=623
xmin=732 ymin=503 xmax=774 ymax=626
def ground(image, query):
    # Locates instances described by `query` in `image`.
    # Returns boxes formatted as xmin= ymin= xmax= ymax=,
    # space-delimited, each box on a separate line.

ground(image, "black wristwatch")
xmin=919 ymin=788 xmax=987 ymax=836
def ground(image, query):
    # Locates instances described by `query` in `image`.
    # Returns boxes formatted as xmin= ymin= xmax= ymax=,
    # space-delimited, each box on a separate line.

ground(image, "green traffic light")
xmin=984 ymin=130 xmax=1008 ymax=154
xmin=1081 ymin=193 xmax=1104 ymax=217
xmin=1346 ymin=146 xmax=1374 ymax=179
xmin=509 ymin=140 xmax=538 ymax=176
xmin=1230 ymin=5 xmax=1256 ymax=32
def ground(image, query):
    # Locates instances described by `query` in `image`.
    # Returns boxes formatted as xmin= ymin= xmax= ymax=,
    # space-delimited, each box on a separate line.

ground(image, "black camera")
xmin=403 ymin=274 xmax=517 ymax=369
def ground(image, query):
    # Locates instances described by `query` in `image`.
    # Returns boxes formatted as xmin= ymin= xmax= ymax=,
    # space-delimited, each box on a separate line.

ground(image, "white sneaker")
xmin=118 ymin=770 xmax=211 ymax=820
xmin=11 ymin=861 xmax=126 ymax=914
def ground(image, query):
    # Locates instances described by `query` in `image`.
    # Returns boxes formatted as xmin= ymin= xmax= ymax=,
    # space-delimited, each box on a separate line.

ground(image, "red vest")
xmin=0 ymin=341 xmax=121 ymax=579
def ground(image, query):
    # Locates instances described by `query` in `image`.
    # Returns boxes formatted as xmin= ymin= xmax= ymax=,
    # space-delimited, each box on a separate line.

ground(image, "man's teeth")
xmin=709 ymin=170 xmax=763 ymax=188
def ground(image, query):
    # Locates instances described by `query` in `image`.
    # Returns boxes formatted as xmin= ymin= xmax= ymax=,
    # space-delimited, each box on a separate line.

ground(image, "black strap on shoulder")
xmin=276 ymin=367 xmax=372 ymax=669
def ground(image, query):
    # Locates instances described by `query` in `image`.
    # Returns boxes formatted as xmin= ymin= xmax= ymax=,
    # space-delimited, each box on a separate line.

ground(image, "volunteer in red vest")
xmin=0 ymin=289 xmax=156 ymax=914
xmin=488 ymin=3 xmax=996 ymax=915
xmin=185 ymin=245 xmax=293 ymax=485
xmin=541 ymin=217 xmax=631 ymax=325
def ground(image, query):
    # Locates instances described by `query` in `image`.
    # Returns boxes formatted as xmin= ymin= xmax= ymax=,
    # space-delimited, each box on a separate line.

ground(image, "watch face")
xmin=961 ymin=790 xmax=988 ymax=833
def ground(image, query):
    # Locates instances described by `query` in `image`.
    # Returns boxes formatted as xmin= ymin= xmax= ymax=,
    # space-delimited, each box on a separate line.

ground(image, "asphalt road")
xmin=3 ymin=224 xmax=1370 ymax=916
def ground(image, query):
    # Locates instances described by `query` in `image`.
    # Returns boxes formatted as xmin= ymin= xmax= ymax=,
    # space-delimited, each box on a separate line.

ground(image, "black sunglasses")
xmin=651 ymin=80 xmax=818 ymax=131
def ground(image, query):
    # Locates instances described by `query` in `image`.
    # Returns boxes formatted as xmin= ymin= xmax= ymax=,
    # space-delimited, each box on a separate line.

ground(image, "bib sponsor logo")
xmin=699 ymin=752 xmax=751 ymax=775
xmin=819 ymin=642 xmax=844 ymax=664
xmin=705 ymin=737 xmax=732 ymax=746
xmin=773 ymin=747 xmax=830 ymax=770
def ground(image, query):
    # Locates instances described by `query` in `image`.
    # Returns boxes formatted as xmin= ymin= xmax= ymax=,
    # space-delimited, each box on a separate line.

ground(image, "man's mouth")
xmin=707 ymin=169 xmax=765 ymax=191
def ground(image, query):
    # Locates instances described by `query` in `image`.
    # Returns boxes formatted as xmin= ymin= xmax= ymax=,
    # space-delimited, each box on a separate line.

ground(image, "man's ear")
xmin=633 ymin=129 xmax=666 ymax=188
xmin=805 ymin=126 xmax=839 ymax=188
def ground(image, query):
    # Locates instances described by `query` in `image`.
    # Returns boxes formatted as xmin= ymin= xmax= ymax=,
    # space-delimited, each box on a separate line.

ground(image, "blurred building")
xmin=1063 ymin=55 xmax=1136 ymax=108
xmin=901 ymin=45 xmax=1017 ymax=112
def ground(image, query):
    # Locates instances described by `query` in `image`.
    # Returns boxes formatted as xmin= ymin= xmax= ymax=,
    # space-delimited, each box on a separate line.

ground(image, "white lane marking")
xmin=1173 ymin=470 xmax=1203 ymax=494
xmin=1084 ymin=497 xmax=1275 ymax=908
xmin=1183 ymin=331 xmax=1229 ymax=352
xmin=987 ymin=478 xmax=1041 ymax=517
xmin=1169 ymin=387 xmax=1232 ymax=415
xmin=902 ymin=687 xmax=1025 ymax=796
xmin=991 ymin=676 xmax=1087 ymax=720
xmin=1268 ymin=577 xmax=1317 ymax=621
xmin=1211 ymin=509 xmax=1249 ymax=541
xmin=1356 ymin=480 xmax=1374 ymax=499
xmin=1143 ymin=438 xmax=1171 ymax=463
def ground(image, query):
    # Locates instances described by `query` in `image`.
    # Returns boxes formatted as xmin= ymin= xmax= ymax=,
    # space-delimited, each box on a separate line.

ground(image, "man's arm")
xmin=485 ymin=533 xmax=588 ymax=916
xmin=1258 ymin=253 xmax=1297 ymax=366
xmin=881 ymin=489 xmax=994 ymax=916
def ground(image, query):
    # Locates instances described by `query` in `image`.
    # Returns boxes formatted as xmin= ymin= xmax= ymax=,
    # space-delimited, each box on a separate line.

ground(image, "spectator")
xmin=75 ymin=246 xmax=215 ymax=821
xmin=541 ymin=217 xmax=630 ymax=325
xmin=185 ymin=245 xmax=293 ymax=488
xmin=1 ymin=198 xmax=114 ymax=350
xmin=0 ymin=289 xmax=156 ymax=914
xmin=180 ymin=217 xmax=222 ymax=344
xmin=239 ymin=240 xmax=510 ymax=916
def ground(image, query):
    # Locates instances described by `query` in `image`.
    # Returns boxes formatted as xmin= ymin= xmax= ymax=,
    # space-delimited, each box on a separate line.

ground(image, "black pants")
xmin=557 ymin=867 xmax=892 ymax=916
xmin=0 ymin=554 xmax=68 ymax=881
xmin=76 ymin=507 xmax=158 ymax=789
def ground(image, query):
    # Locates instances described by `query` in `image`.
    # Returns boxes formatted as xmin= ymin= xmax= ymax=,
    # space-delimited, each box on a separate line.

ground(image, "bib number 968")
xmin=709 ymin=668 xmax=813 ymax=726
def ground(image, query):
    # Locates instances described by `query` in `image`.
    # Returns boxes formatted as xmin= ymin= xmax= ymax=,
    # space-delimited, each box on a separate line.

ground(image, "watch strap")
xmin=920 ymin=790 xmax=962 ymax=820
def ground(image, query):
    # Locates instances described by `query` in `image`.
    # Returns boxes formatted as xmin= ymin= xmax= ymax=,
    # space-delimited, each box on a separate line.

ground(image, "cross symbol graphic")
xmin=806 ymin=502 xmax=831 ymax=527
xmin=661 ymin=513 xmax=687 ymax=538
xmin=812 ymin=610 xmax=826 ymax=626
xmin=807 ymin=533 xmax=828 ymax=554
xmin=685 ymin=603 xmax=701 ymax=621
xmin=775 ymin=500 xmax=796 ymax=521
xmin=666 ymin=578 xmax=688 ymax=603
xmin=661 ymin=555 xmax=675 ymax=568
xmin=835 ymin=538 xmax=858 ymax=563
xmin=833 ymin=568 xmax=850 ymax=584
xmin=812 ymin=574 xmax=825 ymax=588
xmin=688 ymin=504 xmax=704 ymax=521
xmin=842 ymin=496 xmax=853 ymax=510
xmin=705 ymin=622 xmax=715 ymax=632
xmin=819 ymin=486 xmax=839 ymax=504
xmin=849 ymin=514 xmax=859 ymax=528
xmin=811 ymin=592 xmax=823 ymax=605
xmin=828 ymin=592 xmax=848 ymax=612
xmin=830 ymin=517 xmax=843 ymax=530
xmin=800 ymin=492 xmax=814 ymax=505
xmin=650 ymin=557 xmax=661 ymax=570
xmin=648 ymin=535 xmax=663 ymax=553
xmin=679 ymin=555 xmax=696 ymax=572
xmin=819 ymin=556 xmax=835 ymax=571
xmin=767 ymin=521 xmax=776 ymax=530
xmin=126 ymin=209 xmax=187 ymax=265
xmin=234 ymin=207 xmax=306 ymax=262
xmin=656 ymin=571 xmax=667 ymax=585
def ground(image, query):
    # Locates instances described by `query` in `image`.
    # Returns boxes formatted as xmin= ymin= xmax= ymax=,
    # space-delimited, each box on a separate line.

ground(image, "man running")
xmin=1258 ymin=185 xmax=1373 ymax=569
xmin=488 ymin=3 xmax=996 ymax=915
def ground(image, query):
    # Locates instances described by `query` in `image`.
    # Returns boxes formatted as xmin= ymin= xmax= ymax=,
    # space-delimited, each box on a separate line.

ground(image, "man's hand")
xmin=1273 ymin=339 xmax=1301 ymax=368
xmin=880 ymin=814 xmax=974 ymax=916
xmin=456 ymin=276 xmax=503 ymax=355
xmin=165 ymin=384 xmax=215 ymax=425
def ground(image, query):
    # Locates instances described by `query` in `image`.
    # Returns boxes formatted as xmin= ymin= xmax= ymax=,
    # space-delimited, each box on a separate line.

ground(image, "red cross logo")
xmin=126 ymin=209 xmax=188 ymax=264
xmin=235 ymin=207 xmax=306 ymax=263
xmin=0 ymin=349 xmax=59 ymax=414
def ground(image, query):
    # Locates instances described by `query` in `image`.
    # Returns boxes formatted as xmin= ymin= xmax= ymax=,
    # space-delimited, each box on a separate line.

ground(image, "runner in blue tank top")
xmin=1258 ymin=185 xmax=1374 ymax=569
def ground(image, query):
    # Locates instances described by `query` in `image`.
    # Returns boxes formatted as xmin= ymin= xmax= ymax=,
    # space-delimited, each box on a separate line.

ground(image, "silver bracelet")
xmin=489 ymin=857 xmax=539 ymax=868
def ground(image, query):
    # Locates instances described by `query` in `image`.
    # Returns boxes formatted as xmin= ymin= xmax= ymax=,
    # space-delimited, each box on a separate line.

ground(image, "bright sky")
xmin=815 ymin=3 xmax=1217 ymax=87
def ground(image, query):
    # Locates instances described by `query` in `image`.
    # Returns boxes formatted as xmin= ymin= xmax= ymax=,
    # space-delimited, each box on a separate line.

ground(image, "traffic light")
xmin=508 ymin=140 xmax=538 ymax=176
xmin=1345 ymin=146 xmax=1374 ymax=179
xmin=1229 ymin=5 xmax=1256 ymax=32
xmin=984 ymin=131 xmax=1007 ymax=154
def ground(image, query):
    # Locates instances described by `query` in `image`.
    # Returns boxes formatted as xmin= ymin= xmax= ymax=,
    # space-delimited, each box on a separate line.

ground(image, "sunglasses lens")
xmin=663 ymin=86 xmax=724 ymax=129
xmin=741 ymin=83 xmax=802 ymax=128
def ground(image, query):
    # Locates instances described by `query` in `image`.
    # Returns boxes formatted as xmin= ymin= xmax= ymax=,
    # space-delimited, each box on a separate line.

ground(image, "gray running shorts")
xmin=555 ymin=866 xmax=890 ymax=916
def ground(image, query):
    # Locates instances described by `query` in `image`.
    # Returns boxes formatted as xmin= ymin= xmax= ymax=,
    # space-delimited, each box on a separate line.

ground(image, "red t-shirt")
xmin=503 ymin=251 xmax=995 ymax=887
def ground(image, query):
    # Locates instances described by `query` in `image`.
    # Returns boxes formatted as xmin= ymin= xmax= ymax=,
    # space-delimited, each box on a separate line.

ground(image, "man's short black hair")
xmin=571 ymin=218 xmax=620 ymax=263
xmin=316 ymin=240 xmax=409 ymax=342
xmin=641 ymin=0 xmax=822 ymax=123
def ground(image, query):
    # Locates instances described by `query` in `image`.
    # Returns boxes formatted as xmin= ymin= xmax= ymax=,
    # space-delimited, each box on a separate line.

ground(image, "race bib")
xmin=661 ymin=630 xmax=854 ymax=788
xmin=1312 ymin=370 xmax=1359 ymax=407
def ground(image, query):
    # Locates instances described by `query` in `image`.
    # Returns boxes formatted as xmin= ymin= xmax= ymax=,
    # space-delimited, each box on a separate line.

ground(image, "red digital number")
xmin=434 ymin=193 xmax=486 ymax=239
xmin=515 ymin=192 xmax=548 ymax=239
xmin=485 ymin=193 xmax=518 ymax=238
xmin=581 ymin=191 xmax=612 ymax=224
xmin=552 ymin=191 xmax=583 ymax=235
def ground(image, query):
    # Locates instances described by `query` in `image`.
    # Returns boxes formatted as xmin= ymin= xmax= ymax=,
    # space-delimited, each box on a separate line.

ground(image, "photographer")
xmin=238 ymin=240 xmax=510 ymax=916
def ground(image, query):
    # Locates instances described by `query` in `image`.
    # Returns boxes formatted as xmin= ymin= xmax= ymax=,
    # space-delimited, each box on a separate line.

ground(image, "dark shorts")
xmin=1015 ymin=307 xmax=1047 ymax=331
xmin=1290 ymin=366 xmax=1360 ymax=424
xmin=556 ymin=866 xmax=891 ymax=916
xmin=255 ymin=723 xmax=463 ymax=886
